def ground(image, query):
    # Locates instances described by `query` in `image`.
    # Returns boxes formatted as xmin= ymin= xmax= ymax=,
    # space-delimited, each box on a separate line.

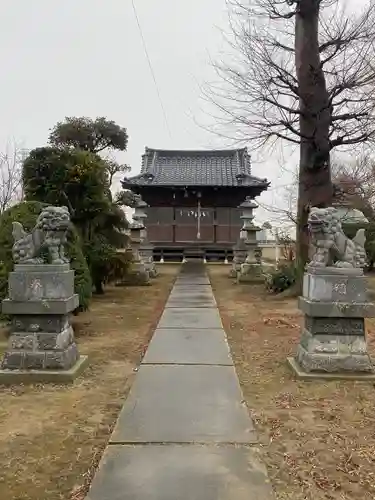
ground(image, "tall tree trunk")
xmin=295 ymin=0 xmax=333 ymax=279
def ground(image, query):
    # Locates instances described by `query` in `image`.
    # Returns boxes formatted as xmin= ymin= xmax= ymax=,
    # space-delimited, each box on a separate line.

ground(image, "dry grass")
xmin=0 ymin=265 xmax=178 ymax=500
xmin=209 ymin=265 xmax=375 ymax=500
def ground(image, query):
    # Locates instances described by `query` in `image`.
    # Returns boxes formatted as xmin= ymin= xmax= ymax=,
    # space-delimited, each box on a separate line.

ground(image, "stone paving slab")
xmin=169 ymin=285 xmax=213 ymax=295
xmin=86 ymin=445 xmax=275 ymax=500
xmin=175 ymin=277 xmax=211 ymax=285
xmin=158 ymin=307 xmax=223 ymax=329
xmin=110 ymin=365 xmax=256 ymax=444
xmin=168 ymin=290 xmax=214 ymax=299
xmin=142 ymin=328 xmax=232 ymax=365
xmin=166 ymin=298 xmax=217 ymax=308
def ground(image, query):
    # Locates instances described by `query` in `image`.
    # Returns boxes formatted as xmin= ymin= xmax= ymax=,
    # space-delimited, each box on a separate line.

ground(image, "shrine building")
xmin=122 ymin=147 xmax=270 ymax=261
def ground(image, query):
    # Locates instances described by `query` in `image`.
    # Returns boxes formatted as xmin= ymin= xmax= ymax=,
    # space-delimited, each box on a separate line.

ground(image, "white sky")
xmin=0 ymin=0 xmax=368 ymax=228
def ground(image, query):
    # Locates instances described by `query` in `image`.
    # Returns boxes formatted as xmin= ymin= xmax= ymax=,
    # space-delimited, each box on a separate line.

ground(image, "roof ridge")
xmin=144 ymin=147 xmax=247 ymax=155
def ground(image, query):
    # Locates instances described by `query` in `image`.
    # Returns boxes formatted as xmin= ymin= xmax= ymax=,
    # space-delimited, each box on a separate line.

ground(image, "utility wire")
xmin=131 ymin=0 xmax=172 ymax=139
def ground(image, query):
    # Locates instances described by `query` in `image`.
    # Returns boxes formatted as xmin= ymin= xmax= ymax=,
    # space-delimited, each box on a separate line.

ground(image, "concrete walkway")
xmin=86 ymin=263 xmax=274 ymax=500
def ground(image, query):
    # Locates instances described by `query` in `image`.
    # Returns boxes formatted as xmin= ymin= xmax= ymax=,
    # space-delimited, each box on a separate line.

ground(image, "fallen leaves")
xmin=209 ymin=266 xmax=375 ymax=500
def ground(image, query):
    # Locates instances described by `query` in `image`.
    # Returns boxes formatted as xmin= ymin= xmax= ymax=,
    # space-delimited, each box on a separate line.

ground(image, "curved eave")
xmin=121 ymin=179 xmax=270 ymax=190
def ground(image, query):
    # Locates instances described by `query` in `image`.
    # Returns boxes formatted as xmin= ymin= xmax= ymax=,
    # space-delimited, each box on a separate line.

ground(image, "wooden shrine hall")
xmin=122 ymin=147 xmax=270 ymax=261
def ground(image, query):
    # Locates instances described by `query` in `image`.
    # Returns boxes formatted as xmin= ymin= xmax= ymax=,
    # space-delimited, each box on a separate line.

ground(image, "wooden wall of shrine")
xmin=128 ymin=186 xmax=265 ymax=259
xmin=145 ymin=206 xmax=242 ymax=245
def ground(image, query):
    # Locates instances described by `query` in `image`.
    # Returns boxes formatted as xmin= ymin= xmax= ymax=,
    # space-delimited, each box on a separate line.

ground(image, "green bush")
xmin=342 ymin=221 xmax=375 ymax=271
xmin=264 ymin=262 xmax=297 ymax=293
xmin=0 ymin=201 xmax=92 ymax=310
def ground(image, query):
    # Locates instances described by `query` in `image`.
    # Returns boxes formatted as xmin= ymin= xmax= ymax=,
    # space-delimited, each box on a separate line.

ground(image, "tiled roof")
xmin=122 ymin=147 xmax=269 ymax=188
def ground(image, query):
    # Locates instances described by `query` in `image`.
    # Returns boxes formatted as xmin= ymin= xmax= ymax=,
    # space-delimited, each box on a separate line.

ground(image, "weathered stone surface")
xmin=158 ymin=308 xmax=223 ymax=329
xmin=0 ymin=355 xmax=88 ymax=385
xmin=293 ymin=269 xmax=374 ymax=377
xmin=117 ymin=268 xmax=150 ymax=286
xmin=8 ymin=267 xmax=74 ymax=301
xmin=306 ymin=265 xmax=363 ymax=276
xmin=139 ymin=244 xmax=158 ymax=278
xmin=175 ymin=277 xmax=210 ymax=285
xmin=44 ymin=343 xmax=79 ymax=370
xmin=296 ymin=344 xmax=373 ymax=372
xmin=288 ymin=356 xmax=375 ymax=381
xmin=304 ymin=316 xmax=365 ymax=335
xmin=166 ymin=296 xmax=216 ymax=308
xmin=0 ymin=262 xmax=87 ymax=380
xmin=23 ymin=352 xmax=46 ymax=370
xmin=298 ymin=297 xmax=375 ymax=318
xmin=3 ymin=339 xmax=79 ymax=371
xmin=307 ymin=206 xmax=367 ymax=268
xmin=303 ymin=272 xmax=367 ymax=302
xmin=9 ymin=333 xmax=36 ymax=350
xmin=171 ymin=285 xmax=212 ymax=294
xmin=11 ymin=314 xmax=69 ymax=333
xmin=110 ymin=365 xmax=256 ymax=444
xmin=142 ymin=328 xmax=232 ymax=365
xmin=1 ymin=351 xmax=25 ymax=370
xmin=86 ymin=445 xmax=275 ymax=500
xmin=237 ymin=263 xmax=263 ymax=283
xmin=168 ymin=289 xmax=214 ymax=300
xmin=2 ymin=294 xmax=79 ymax=315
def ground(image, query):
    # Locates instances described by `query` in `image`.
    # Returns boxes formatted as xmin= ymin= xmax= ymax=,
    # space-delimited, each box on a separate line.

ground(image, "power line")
xmin=131 ymin=0 xmax=172 ymax=139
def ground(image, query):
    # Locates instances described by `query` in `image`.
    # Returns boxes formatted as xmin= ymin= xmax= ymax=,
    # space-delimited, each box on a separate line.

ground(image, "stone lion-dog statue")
xmin=308 ymin=207 xmax=367 ymax=268
xmin=12 ymin=205 xmax=71 ymax=265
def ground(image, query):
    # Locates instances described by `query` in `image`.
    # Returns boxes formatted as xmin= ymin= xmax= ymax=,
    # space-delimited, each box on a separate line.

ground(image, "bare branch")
xmin=0 ymin=141 xmax=25 ymax=214
xmin=206 ymin=0 xmax=375 ymax=151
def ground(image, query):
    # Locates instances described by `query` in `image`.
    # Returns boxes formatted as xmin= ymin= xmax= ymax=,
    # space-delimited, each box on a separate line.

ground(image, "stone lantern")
xmin=132 ymin=198 xmax=148 ymax=242
xmin=237 ymin=197 xmax=263 ymax=282
xmin=229 ymin=200 xmax=248 ymax=278
xmin=132 ymin=197 xmax=157 ymax=278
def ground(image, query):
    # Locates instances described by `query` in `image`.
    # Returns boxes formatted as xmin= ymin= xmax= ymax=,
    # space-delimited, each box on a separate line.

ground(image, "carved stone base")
xmin=237 ymin=263 xmax=263 ymax=283
xmin=287 ymin=356 xmax=375 ymax=381
xmin=116 ymin=266 xmax=151 ymax=287
xmin=296 ymin=324 xmax=373 ymax=373
xmin=292 ymin=267 xmax=374 ymax=375
xmin=230 ymin=242 xmax=247 ymax=278
xmin=0 ymin=264 xmax=88 ymax=383
xmin=0 ymin=356 xmax=88 ymax=385
xmin=139 ymin=244 xmax=158 ymax=278
xmin=2 ymin=319 xmax=79 ymax=371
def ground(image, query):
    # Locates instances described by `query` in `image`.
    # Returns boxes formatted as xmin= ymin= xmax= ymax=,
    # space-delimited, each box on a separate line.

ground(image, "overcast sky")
xmin=0 ymin=0 xmax=367 ymax=226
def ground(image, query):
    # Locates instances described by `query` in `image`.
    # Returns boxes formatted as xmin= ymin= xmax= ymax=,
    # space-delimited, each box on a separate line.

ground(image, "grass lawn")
xmin=209 ymin=265 xmax=375 ymax=500
xmin=0 ymin=265 xmax=179 ymax=500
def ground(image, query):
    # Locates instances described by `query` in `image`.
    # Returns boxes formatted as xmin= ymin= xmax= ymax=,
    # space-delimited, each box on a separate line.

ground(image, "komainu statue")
xmin=308 ymin=207 xmax=367 ymax=268
xmin=12 ymin=206 xmax=71 ymax=265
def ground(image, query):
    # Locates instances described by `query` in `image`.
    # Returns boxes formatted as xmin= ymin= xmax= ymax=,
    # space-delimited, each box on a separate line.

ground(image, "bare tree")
xmin=332 ymin=153 xmax=375 ymax=216
xmin=0 ymin=142 xmax=24 ymax=214
xmin=208 ymin=0 xmax=375 ymax=267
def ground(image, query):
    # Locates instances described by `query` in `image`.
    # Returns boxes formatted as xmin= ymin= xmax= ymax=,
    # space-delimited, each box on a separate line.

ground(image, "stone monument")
xmin=229 ymin=238 xmax=247 ymax=278
xmin=133 ymin=197 xmax=158 ymax=278
xmin=237 ymin=197 xmax=264 ymax=283
xmin=117 ymin=196 xmax=151 ymax=286
xmin=0 ymin=206 xmax=88 ymax=385
xmin=288 ymin=206 xmax=375 ymax=380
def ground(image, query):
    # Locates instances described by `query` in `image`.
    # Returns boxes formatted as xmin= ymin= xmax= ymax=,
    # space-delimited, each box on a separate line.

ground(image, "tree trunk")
xmin=94 ymin=278 xmax=105 ymax=295
xmin=295 ymin=0 xmax=333 ymax=282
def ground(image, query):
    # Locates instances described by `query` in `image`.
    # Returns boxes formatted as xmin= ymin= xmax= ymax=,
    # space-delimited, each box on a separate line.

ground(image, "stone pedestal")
xmin=288 ymin=266 xmax=375 ymax=380
xmin=237 ymin=247 xmax=263 ymax=283
xmin=139 ymin=244 xmax=158 ymax=278
xmin=0 ymin=264 xmax=88 ymax=385
xmin=119 ymin=227 xmax=150 ymax=286
xmin=229 ymin=240 xmax=247 ymax=278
